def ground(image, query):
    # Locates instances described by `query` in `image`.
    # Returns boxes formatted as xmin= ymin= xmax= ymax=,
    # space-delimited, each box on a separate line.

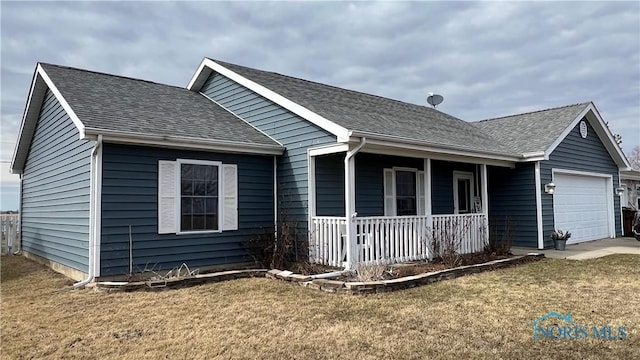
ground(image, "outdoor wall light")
xmin=544 ymin=182 xmax=556 ymax=194
xmin=615 ymin=186 xmax=625 ymax=196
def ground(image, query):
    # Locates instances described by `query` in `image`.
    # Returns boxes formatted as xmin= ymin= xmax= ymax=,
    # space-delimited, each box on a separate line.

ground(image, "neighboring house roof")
xmin=190 ymin=58 xmax=517 ymax=160
xmin=621 ymin=169 xmax=640 ymax=182
xmin=12 ymin=63 xmax=284 ymax=173
xmin=474 ymin=102 xmax=630 ymax=168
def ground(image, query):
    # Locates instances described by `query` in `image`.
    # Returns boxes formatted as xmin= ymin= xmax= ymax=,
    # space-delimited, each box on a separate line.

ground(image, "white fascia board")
xmin=11 ymin=69 xmax=42 ymax=174
xmin=359 ymin=137 xmax=518 ymax=167
xmin=586 ymin=104 xmax=632 ymax=169
xmin=191 ymin=59 xmax=350 ymax=142
xmin=11 ymin=65 xmax=86 ymax=174
xmin=348 ymin=131 xmax=520 ymax=162
xmin=308 ymin=143 xmax=350 ymax=157
xmin=360 ymin=143 xmax=515 ymax=168
xmin=186 ymin=58 xmax=213 ymax=91
xmin=85 ymin=128 xmax=284 ymax=156
xmin=544 ymin=103 xmax=631 ymax=169
xmin=620 ymin=170 xmax=640 ymax=181
xmin=37 ymin=64 xmax=86 ymax=138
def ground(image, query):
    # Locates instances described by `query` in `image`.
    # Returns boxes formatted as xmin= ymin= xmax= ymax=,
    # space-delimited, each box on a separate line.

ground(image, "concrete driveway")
xmin=511 ymin=237 xmax=640 ymax=260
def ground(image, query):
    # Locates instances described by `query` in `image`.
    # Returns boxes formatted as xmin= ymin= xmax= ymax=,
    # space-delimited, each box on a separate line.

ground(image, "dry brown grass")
xmin=1 ymin=254 xmax=639 ymax=359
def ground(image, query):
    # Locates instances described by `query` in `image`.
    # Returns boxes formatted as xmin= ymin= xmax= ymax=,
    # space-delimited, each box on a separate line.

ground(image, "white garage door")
xmin=554 ymin=173 xmax=611 ymax=244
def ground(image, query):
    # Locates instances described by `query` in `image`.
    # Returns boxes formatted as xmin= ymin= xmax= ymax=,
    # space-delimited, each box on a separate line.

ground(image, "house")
xmin=621 ymin=169 xmax=640 ymax=210
xmin=475 ymin=103 xmax=629 ymax=247
xmin=11 ymin=58 xmax=631 ymax=282
xmin=620 ymin=169 xmax=640 ymax=236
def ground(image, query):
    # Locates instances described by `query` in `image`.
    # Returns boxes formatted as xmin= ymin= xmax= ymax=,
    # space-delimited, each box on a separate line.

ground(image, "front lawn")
xmin=1 ymin=255 xmax=638 ymax=359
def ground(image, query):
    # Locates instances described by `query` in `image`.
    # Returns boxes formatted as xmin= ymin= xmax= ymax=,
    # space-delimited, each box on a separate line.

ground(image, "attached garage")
xmin=553 ymin=171 xmax=614 ymax=244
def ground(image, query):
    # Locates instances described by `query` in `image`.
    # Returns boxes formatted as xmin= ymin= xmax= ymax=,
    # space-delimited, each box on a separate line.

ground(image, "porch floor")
xmin=511 ymin=237 xmax=640 ymax=260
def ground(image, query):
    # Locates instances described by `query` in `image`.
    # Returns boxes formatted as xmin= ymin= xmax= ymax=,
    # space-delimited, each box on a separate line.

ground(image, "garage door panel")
xmin=554 ymin=173 xmax=610 ymax=244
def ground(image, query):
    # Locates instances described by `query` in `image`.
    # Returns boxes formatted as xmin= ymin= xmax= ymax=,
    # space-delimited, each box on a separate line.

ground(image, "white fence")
xmin=1 ymin=214 xmax=20 ymax=255
xmin=310 ymin=214 xmax=487 ymax=267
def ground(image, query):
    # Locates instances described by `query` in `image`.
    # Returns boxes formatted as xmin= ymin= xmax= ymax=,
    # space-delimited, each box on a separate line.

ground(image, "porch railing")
xmin=354 ymin=216 xmax=431 ymax=265
xmin=310 ymin=214 xmax=487 ymax=267
xmin=309 ymin=216 xmax=347 ymax=267
xmin=431 ymin=214 xmax=487 ymax=255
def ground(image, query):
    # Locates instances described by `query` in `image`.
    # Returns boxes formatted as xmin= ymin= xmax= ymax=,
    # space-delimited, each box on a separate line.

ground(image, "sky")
xmin=1 ymin=1 xmax=639 ymax=211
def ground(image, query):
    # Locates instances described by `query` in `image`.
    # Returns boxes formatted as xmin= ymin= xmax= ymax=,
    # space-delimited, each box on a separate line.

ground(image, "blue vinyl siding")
xmin=540 ymin=119 xmax=622 ymax=247
xmin=314 ymin=154 xmax=478 ymax=217
xmin=200 ymin=73 xmax=336 ymax=239
xmin=487 ymin=163 xmax=537 ymax=247
xmin=355 ymin=153 xmax=424 ymax=216
xmin=315 ymin=153 xmax=345 ymax=216
xmin=100 ymin=143 xmax=275 ymax=276
xmin=21 ymin=89 xmax=93 ymax=272
xmin=431 ymin=160 xmax=477 ymax=215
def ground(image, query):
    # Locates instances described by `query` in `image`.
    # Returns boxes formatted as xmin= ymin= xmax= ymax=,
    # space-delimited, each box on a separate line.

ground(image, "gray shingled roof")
xmin=40 ymin=63 xmax=281 ymax=147
xmin=211 ymin=59 xmax=516 ymax=156
xmin=473 ymin=103 xmax=590 ymax=155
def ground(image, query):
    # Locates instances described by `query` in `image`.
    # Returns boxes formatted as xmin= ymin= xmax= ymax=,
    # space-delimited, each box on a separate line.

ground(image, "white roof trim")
xmin=621 ymin=169 xmax=640 ymax=181
xmin=37 ymin=64 xmax=86 ymax=137
xmin=348 ymin=130 xmax=521 ymax=162
xmin=308 ymin=143 xmax=350 ymax=157
xmin=544 ymin=103 xmax=630 ymax=169
xmin=84 ymin=128 xmax=284 ymax=156
xmin=187 ymin=58 xmax=350 ymax=142
xmin=11 ymin=64 xmax=86 ymax=174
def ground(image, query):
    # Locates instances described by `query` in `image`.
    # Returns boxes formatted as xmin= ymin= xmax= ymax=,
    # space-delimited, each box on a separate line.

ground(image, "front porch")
xmin=307 ymin=142 xmax=504 ymax=269
xmin=310 ymin=214 xmax=487 ymax=267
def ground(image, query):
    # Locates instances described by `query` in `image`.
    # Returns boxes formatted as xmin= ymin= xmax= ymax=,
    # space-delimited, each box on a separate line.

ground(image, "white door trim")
xmin=453 ymin=171 xmax=474 ymax=214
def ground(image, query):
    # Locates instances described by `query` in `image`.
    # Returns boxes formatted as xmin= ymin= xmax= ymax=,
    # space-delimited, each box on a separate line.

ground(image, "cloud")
xmin=0 ymin=1 xmax=638 ymax=160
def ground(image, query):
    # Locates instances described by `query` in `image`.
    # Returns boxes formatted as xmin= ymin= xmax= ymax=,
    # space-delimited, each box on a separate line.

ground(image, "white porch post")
xmin=344 ymin=138 xmax=366 ymax=269
xmin=480 ymin=164 xmax=489 ymax=244
xmin=424 ymin=158 xmax=433 ymax=259
xmin=307 ymin=152 xmax=316 ymax=260
xmin=344 ymin=152 xmax=357 ymax=269
xmin=424 ymin=158 xmax=432 ymax=216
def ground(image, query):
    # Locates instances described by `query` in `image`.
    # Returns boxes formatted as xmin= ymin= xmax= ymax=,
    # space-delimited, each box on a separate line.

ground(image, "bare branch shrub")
xmin=423 ymin=216 xmax=474 ymax=268
xmin=486 ymin=216 xmax=515 ymax=256
xmin=355 ymin=264 xmax=388 ymax=282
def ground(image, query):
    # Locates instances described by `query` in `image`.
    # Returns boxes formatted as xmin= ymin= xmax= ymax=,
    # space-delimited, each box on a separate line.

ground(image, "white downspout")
xmin=74 ymin=135 xmax=102 ymax=287
xmin=273 ymin=156 xmax=278 ymax=241
xmin=344 ymin=137 xmax=366 ymax=270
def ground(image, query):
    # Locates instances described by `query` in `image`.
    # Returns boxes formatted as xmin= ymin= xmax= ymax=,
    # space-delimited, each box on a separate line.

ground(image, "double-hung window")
xmin=384 ymin=168 xmax=425 ymax=216
xmin=158 ymin=159 xmax=238 ymax=234
xmin=179 ymin=160 xmax=220 ymax=232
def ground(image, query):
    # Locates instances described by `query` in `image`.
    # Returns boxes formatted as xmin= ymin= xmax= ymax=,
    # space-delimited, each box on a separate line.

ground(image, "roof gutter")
xmin=347 ymin=130 xmax=521 ymax=162
xmin=83 ymin=128 xmax=284 ymax=156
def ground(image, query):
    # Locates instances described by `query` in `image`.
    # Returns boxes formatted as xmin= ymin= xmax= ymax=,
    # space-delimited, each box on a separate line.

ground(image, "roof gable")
xmin=12 ymin=63 xmax=284 ymax=173
xmin=189 ymin=58 xmax=517 ymax=159
xmin=475 ymin=102 xmax=630 ymax=168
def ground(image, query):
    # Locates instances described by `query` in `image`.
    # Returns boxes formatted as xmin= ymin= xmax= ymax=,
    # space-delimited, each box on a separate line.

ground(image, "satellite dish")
xmin=427 ymin=93 xmax=444 ymax=108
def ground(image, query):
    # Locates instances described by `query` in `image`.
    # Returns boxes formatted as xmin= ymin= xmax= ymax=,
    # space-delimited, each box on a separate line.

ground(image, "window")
xmin=180 ymin=162 xmax=220 ymax=231
xmin=396 ymin=171 xmax=417 ymax=216
xmin=158 ymin=159 xmax=238 ymax=234
xmin=384 ymin=168 xmax=425 ymax=216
